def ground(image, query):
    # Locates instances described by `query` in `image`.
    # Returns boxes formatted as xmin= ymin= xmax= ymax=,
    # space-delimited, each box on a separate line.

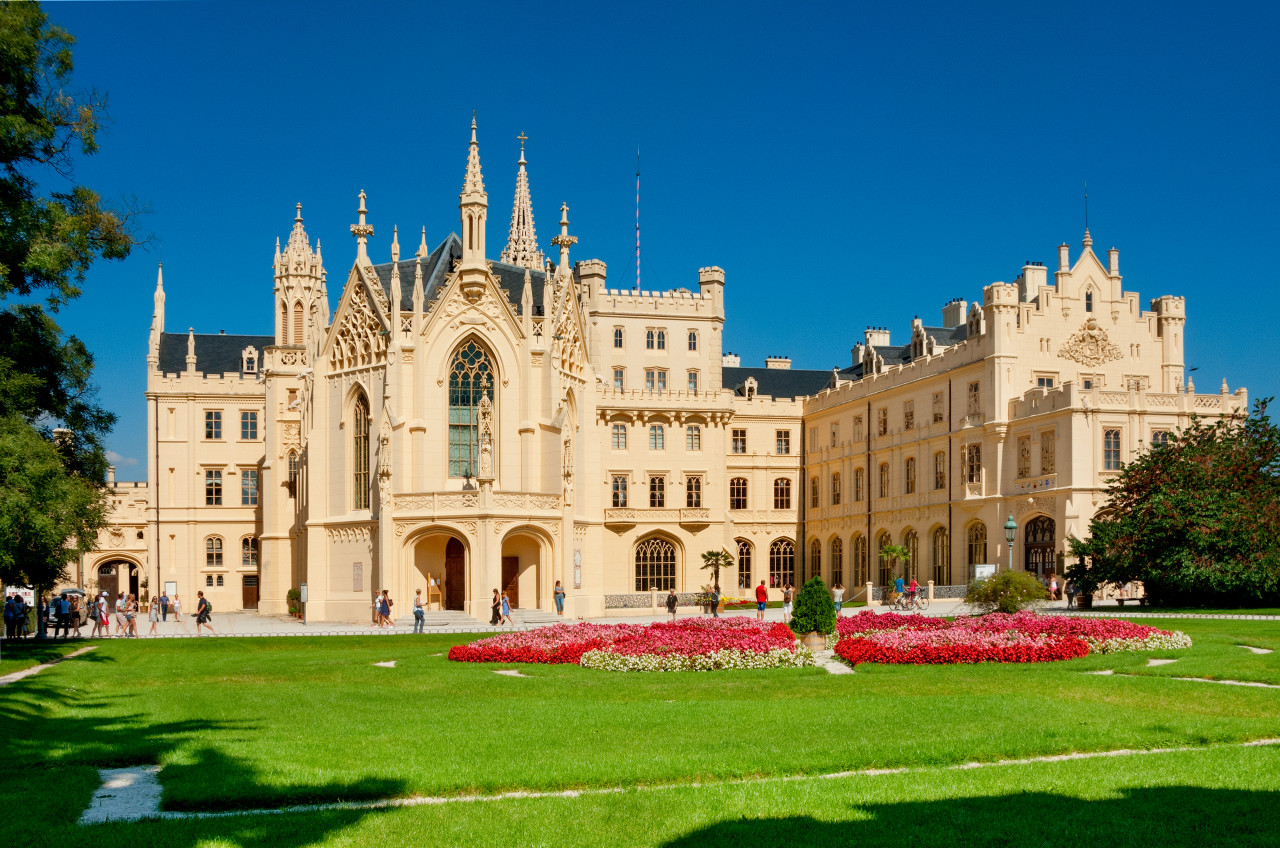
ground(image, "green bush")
xmin=964 ymin=570 xmax=1047 ymax=614
xmin=790 ymin=576 xmax=836 ymax=635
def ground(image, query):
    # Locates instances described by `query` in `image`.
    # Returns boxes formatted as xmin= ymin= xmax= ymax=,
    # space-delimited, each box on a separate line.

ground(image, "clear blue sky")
xmin=47 ymin=1 xmax=1280 ymax=480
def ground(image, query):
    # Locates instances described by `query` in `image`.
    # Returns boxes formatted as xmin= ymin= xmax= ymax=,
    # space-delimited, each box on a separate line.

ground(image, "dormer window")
xmin=242 ymin=346 xmax=259 ymax=375
xmin=744 ymin=377 xmax=758 ymax=400
xmin=1085 ymin=290 xmax=1094 ymax=312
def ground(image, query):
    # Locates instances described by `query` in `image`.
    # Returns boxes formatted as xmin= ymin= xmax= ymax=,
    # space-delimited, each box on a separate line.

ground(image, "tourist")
xmin=159 ymin=590 xmax=170 ymax=621
xmin=147 ymin=594 xmax=160 ymax=636
xmin=125 ymin=594 xmax=139 ymax=637
xmin=832 ymin=582 xmax=844 ymax=616
xmin=666 ymin=587 xmax=678 ymax=621
xmin=782 ymin=583 xmax=794 ymax=621
xmin=54 ymin=594 xmax=70 ymax=637
xmin=195 ymin=591 xmax=216 ymax=635
xmin=554 ymin=580 xmax=566 ymax=616
xmin=92 ymin=593 xmax=108 ymax=638
xmin=70 ymin=595 xmax=84 ymax=638
xmin=3 ymin=593 xmax=15 ymax=639
xmin=114 ymin=593 xmax=127 ymax=636
xmin=380 ymin=589 xmax=395 ymax=628
xmin=500 ymin=591 xmax=513 ymax=626
xmin=710 ymin=584 xmax=721 ymax=619
xmin=908 ymin=577 xmax=918 ymax=602
xmin=171 ymin=593 xmax=183 ymax=622
xmin=894 ymin=575 xmax=906 ymax=599
xmin=1066 ymin=580 xmax=1078 ymax=609
xmin=1049 ymin=576 xmax=1059 ymax=601
xmin=413 ymin=589 xmax=425 ymax=634
xmin=490 ymin=589 xmax=501 ymax=626
xmin=13 ymin=595 xmax=28 ymax=638
xmin=755 ymin=580 xmax=768 ymax=621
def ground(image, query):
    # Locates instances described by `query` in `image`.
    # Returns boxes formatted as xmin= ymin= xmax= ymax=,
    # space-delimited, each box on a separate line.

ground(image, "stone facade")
xmin=81 ymin=122 xmax=1246 ymax=621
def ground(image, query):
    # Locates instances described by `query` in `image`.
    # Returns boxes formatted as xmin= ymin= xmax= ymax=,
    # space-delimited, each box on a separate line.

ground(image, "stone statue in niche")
xmin=478 ymin=387 xmax=494 ymax=478
xmin=562 ymin=437 xmax=573 ymax=506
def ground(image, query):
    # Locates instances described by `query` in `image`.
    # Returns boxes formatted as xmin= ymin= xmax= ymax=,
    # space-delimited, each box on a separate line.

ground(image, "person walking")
xmin=379 ymin=589 xmax=395 ymax=628
xmin=195 ymin=591 xmax=216 ymax=635
xmin=1049 ymin=576 xmax=1059 ymax=602
xmin=832 ymin=582 xmax=844 ymax=616
xmin=171 ymin=593 xmax=183 ymax=622
xmin=3 ymin=593 xmax=15 ymax=640
xmin=70 ymin=595 xmax=84 ymax=638
xmin=91 ymin=593 xmax=108 ymax=638
xmin=499 ymin=591 xmax=513 ymax=626
xmin=147 ymin=594 xmax=161 ymax=636
xmin=710 ymin=584 xmax=721 ymax=619
xmin=755 ymin=580 xmax=768 ymax=621
xmin=781 ymin=584 xmax=794 ymax=621
xmin=413 ymin=589 xmax=425 ymax=634
xmin=554 ymin=580 xmax=566 ymax=616
xmin=159 ymin=590 xmax=170 ymax=622
xmin=125 ymin=594 xmax=139 ymax=637
xmin=666 ymin=587 xmax=678 ymax=621
xmin=1066 ymin=580 xmax=1078 ymax=610
xmin=490 ymin=589 xmax=501 ymax=626
xmin=113 ymin=593 xmax=127 ymax=636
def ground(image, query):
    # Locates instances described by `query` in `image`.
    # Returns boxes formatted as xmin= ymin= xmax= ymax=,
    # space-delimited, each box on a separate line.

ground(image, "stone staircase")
xmin=392 ymin=609 xmax=489 ymax=630
xmin=509 ymin=608 xmax=562 ymax=627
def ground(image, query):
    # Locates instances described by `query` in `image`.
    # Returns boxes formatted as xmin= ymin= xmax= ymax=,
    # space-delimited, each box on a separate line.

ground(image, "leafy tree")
xmin=964 ymin=570 xmax=1047 ymax=614
xmin=700 ymin=549 xmax=733 ymax=591
xmin=0 ymin=3 xmax=138 ymax=590
xmin=1067 ymin=401 xmax=1280 ymax=607
xmin=790 ymin=576 xmax=836 ymax=635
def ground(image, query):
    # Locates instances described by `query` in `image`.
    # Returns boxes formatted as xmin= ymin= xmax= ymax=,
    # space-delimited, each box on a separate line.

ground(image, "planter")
xmin=801 ymin=631 xmax=827 ymax=651
xmin=1078 ymin=594 xmax=1094 ymax=610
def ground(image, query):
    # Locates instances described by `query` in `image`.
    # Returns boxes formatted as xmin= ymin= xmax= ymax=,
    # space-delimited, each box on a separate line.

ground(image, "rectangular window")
xmin=853 ymin=415 xmax=864 ymax=441
xmin=205 ymin=469 xmax=222 ymax=506
xmin=1017 ymin=435 xmax=1031 ymax=479
xmin=877 ymin=408 xmax=888 ymax=436
xmin=1104 ymin=428 xmax=1122 ymax=470
xmin=686 ymin=425 xmax=701 ymax=451
xmin=965 ymin=445 xmax=982 ymax=483
xmin=1036 ymin=375 xmax=1056 ymax=389
xmin=905 ymin=457 xmax=916 ymax=494
xmin=808 ymin=428 xmax=817 ymax=451
xmin=205 ymin=410 xmax=222 ymax=440
xmin=649 ymin=475 xmax=665 ymax=508
xmin=687 ymin=330 xmax=698 ymax=351
xmin=613 ymin=327 xmax=624 ymax=348
xmin=775 ymin=430 xmax=791 ymax=455
xmin=729 ymin=478 xmax=748 ymax=510
xmin=646 ymin=329 xmax=655 ymax=350
xmin=1082 ymin=378 xmax=1094 ymax=390
xmin=649 ymin=425 xmax=665 ymax=450
xmin=774 ymin=478 xmax=792 ymax=510
xmin=732 ymin=429 xmax=747 ymax=454
xmin=932 ymin=391 xmax=945 ymax=423
xmin=611 ymin=424 xmax=627 ymax=450
xmin=240 ymin=411 xmax=258 ymax=440
xmin=645 ymin=370 xmax=655 ymax=391
xmin=903 ymin=401 xmax=914 ymax=431
xmin=831 ymin=473 xmax=841 ymax=506
xmin=611 ymin=475 xmax=628 ymax=507
xmin=656 ymin=371 xmax=666 ymax=391
xmin=830 ymin=423 xmax=839 ymax=447
xmin=656 ymin=330 xmax=666 ymax=350
xmin=810 ymin=476 xmax=819 ymax=508
xmin=934 ymin=451 xmax=947 ymax=490
xmin=878 ymin=464 xmax=889 ymax=498
xmin=1041 ymin=431 xmax=1056 ymax=473
xmin=241 ymin=468 xmax=259 ymax=506
xmin=967 ymin=381 xmax=981 ymax=415
xmin=687 ymin=371 xmax=698 ymax=394
xmin=854 ymin=468 xmax=864 ymax=502
xmin=613 ymin=368 xmax=624 ymax=390
xmin=686 ymin=475 xmax=702 ymax=508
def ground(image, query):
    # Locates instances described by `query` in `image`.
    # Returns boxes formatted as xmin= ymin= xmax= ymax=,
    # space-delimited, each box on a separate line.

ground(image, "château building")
xmin=79 ymin=119 xmax=1247 ymax=620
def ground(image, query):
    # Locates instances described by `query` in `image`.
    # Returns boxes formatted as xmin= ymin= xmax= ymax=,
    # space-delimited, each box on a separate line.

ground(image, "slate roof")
xmin=837 ymin=324 xmax=970 ymax=380
xmin=723 ymin=366 xmax=834 ymax=400
xmin=157 ymin=333 xmax=273 ymax=376
xmin=367 ymin=233 xmax=547 ymax=317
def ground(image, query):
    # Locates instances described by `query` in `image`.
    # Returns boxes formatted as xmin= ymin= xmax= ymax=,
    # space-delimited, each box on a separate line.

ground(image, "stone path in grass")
xmin=76 ymin=738 xmax=1280 ymax=824
xmin=0 ymin=645 xmax=96 ymax=687
xmin=813 ymin=649 xmax=855 ymax=675
xmin=1239 ymin=645 xmax=1274 ymax=654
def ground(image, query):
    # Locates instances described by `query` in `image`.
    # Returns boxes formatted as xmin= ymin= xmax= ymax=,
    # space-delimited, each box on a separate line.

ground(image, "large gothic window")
xmin=635 ymin=537 xmax=676 ymax=591
xmin=448 ymin=340 xmax=494 ymax=478
xmin=737 ymin=540 xmax=752 ymax=589
xmin=768 ymin=539 xmax=795 ymax=588
xmin=352 ymin=393 xmax=370 ymax=510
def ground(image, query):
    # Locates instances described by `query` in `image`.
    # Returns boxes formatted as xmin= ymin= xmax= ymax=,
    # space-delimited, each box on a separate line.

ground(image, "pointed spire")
xmin=412 ymin=253 xmax=424 ymax=315
xmin=551 ymin=202 xmax=578 ymax=273
xmin=274 ymin=237 xmax=281 ymax=266
xmin=521 ymin=267 xmax=533 ymax=309
xmin=351 ymin=190 xmax=374 ymax=261
xmin=287 ymin=202 xmax=310 ymax=253
xmin=391 ymin=226 xmax=400 ymax=263
xmin=153 ymin=263 xmax=165 ymax=326
xmin=500 ymin=132 xmax=545 ymax=270
xmin=185 ymin=327 xmax=197 ymax=374
xmin=459 ymin=116 xmax=488 ymax=269
xmin=416 ymin=226 xmax=429 ymax=258
xmin=462 ymin=114 xmax=485 ymax=196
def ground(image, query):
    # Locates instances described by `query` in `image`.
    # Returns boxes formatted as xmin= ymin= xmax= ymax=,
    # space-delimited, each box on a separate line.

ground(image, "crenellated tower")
xmin=274 ymin=203 xmax=328 ymax=348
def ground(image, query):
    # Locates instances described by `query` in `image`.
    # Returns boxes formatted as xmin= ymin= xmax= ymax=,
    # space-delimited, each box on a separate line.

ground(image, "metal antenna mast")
xmin=635 ymin=148 xmax=641 ymax=292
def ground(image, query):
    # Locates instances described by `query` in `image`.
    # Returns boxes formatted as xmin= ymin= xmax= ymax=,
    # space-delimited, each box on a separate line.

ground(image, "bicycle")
xmin=892 ymin=590 xmax=930 ymax=612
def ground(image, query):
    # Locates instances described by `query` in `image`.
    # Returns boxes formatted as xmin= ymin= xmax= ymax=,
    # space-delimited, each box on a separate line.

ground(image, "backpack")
xmin=203 ymin=599 xmax=213 ymax=614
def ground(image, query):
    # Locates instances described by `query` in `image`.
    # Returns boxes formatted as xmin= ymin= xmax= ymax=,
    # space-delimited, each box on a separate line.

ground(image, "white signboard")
xmin=974 ymin=564 xmax=997 ymax=580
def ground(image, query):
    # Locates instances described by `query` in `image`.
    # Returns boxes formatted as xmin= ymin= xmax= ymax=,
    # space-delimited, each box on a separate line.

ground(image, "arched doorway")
xmin=1025 ymin=516 xmax=1055 ymax=578
xmin=409 ymin=532 xmax=469 ymax=612
xmin=96 ymin=560 xmax=138 ymax=599
xmin=501 ymin=528 xmax=549 ymax=609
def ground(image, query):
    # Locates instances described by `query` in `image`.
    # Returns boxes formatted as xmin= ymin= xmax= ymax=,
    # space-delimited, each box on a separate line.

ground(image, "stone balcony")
xmin=604 ymin=507 xmax=712 ymax=531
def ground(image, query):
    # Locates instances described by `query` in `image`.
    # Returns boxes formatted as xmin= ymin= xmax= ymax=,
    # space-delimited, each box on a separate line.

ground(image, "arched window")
xmin=774 ymin=477 xmax=792 ymax=510
xmin=1104 ymin=428 xmax=1122 ymax=470
xmin=852 ymin=534 xmax=868 ymax=585
xmin=831 ymin=472 xmax=841 ymax=506
xmin=1085 ymin=289 xmax=1093 ymax=312
xmin=287 ymin=450 xmax=298 ymax=498
xmin=903 ymin=529 xmax=918 ymax=580
xmin=352 ymin=392 xmax=370 ymax=509
xmin=241 ymin=536 xmax=259 ymax=568
xmin=205 ymin=536 xmax=223 ymax=569
xmin=768 ymin=539 xmax=795 ymax=587
xmin=967 ymin=523 xmax=988 ymax=570
xmin=280 ymin=302 xmax=288 ymax=342
xmin=905 ymin=457 xmax=916 ymax=494
xmin=810 ymin=538 xmax=821 ymax=577
xmin=635 ymin=537 xmax=676 ymax=591
xmin=613 ymin=328 xmax=623 ymax=348
xmin=293 ymin=301 xmax=303 ymax=344
xmin=447 ymin=340 xmax=494 ymax=478
xmin=830 ymin=537 xmax=844 ymax=586
xmin=737 ymin=540 xmax=752 ymax=589
xmin=854 ymin=467 xmax=864 ymax=501
xmin=876 ymin=532 xmax=893 ymax=586
xmin=932 ymin=527 xmax=951 ymax=585
xmin=729 ymin=477 xmax=748 ymax=510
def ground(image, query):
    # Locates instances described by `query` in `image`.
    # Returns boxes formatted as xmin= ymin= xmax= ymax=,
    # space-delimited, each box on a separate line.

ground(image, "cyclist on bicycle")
xmin=894 ymin=575 xmax=905 ymax=598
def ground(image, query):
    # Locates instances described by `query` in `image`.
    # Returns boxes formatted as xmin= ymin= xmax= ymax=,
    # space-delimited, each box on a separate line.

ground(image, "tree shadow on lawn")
xmin=662 ymin=786 xmax=1280 ymax=848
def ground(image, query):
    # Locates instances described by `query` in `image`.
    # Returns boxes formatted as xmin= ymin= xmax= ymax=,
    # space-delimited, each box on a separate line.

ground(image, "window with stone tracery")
xmin=1017 ymin=436 xmax=1031 ymax=479
xmin=352 ymin=393 xmax=370 ymax=509
xmin=447 ymin=341 xmax=493 ymax=478
xmin=1041 ymin=431 xmax=1055 ymax=473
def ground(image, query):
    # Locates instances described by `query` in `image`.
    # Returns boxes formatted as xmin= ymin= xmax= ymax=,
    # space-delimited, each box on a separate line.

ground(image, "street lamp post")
xmin=1004 ymin=514 xmax=1017 ymax=573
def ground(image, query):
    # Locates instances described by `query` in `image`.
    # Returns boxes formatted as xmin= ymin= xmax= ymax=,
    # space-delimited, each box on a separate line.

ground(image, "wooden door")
xmin=502 ymin=556 xmax=519 ymax=609
xmin=444 ymin=538 xmax=465 ymax=610
xmin=97 ymin=564 xmax=118 ymax=601
xmin=242 ymin=575 xmax=259 ymax=610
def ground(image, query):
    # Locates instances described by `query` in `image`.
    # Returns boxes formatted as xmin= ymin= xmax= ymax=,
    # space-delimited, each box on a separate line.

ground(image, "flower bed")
xmin=833 ymin=609 xmax=1190 ymax=666
xmin=449 ymin=618 xmax=810 ymax=671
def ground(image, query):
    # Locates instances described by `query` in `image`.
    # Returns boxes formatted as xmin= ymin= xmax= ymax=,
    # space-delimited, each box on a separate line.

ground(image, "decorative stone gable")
xmin=329 ymin=281 xmax=386 ymax=372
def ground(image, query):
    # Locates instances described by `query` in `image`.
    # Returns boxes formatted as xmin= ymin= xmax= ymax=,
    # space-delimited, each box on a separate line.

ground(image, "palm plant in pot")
xmin=700 ymin=549 xmax=734 ymax=614
xmin=790 ymin=576 xmax=836 ymax=650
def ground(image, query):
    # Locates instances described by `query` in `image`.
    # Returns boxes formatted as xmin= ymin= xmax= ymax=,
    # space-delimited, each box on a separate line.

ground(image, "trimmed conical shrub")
xmin=790 ymin=575 xmax=836 ymax=635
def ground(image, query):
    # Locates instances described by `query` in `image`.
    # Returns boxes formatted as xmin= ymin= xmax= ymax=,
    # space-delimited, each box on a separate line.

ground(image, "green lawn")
xmin=3 ymin=617 xmax=1278 ymax=846
xmin=1100 ymin=607 xmax=1280 ymax=617
xmin=0 ymin=639 xmax=82 ymax=674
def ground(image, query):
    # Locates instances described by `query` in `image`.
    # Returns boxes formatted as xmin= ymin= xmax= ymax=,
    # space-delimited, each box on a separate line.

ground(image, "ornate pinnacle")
xmin=350 ymin=190 xmax=374 ymax=259
xmin=500 ymin=133 xmax=544 ymax=270
xmin=551 ymin=202 xmax=577 ymax=251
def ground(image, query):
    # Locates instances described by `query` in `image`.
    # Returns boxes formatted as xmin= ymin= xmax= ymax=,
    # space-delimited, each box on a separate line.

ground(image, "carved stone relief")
xmin=1058 ymin=317 xmax=1122 ymax=367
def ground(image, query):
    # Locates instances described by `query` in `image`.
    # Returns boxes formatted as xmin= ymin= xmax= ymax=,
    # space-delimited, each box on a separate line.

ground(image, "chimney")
xmin=1108 ymin=247 xmax=1119 ymax=275
xmin=721 ymin=352 xmax=741 ymax=367
xmin=1019 ymin=262 xmax=1047 ymax=302
xmin=864 ymin=326 xmax=890 ymax=347
xmin=941 ymin=299 xmax=967 ymax=328
xmin=107 ymin=466 xmax=116 ymax=485
xmin=1058 ymin=243 xmax=1070 ymax=271
xmin=765 ymin=355 xmax=791 ymax=370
